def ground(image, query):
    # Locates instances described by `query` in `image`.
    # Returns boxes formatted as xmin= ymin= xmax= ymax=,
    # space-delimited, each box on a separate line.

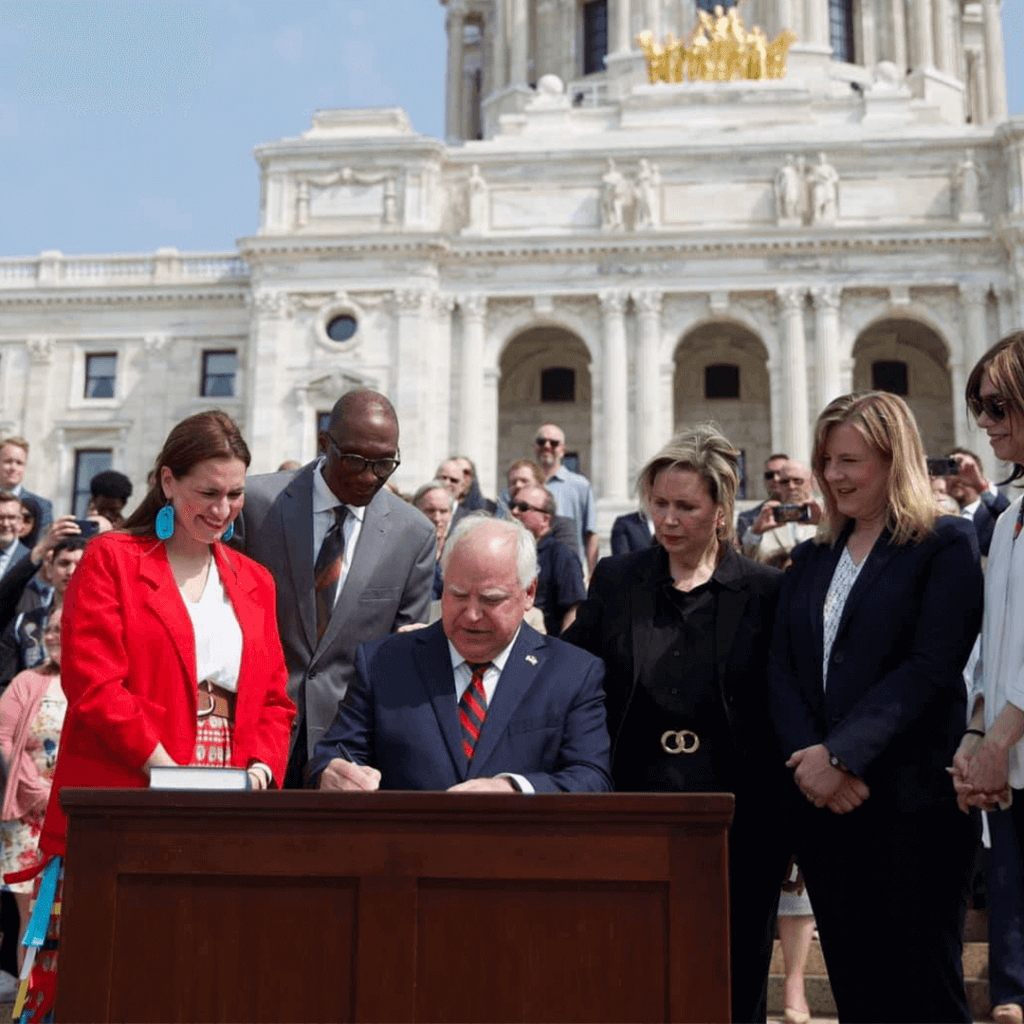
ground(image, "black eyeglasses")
xmin=535 ymin=437 xmax=561 ymax=449
xmin=969 ymin=394 xmax=1009 ymax=422
xmin=763 ymin=470 xmax=780 ymax=481
xmin=510 ymin=500 xmax=548 ymax=515
xmin=326 ymin=437 xmax=400 ymax=479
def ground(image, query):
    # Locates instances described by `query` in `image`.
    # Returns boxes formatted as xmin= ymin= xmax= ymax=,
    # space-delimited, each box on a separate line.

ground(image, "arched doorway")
xmin=498 ymin=326 xmax=592 ymax=487
xmin=673 ymin=322 xmax=771 ymax=500
xmin=852 ymin=319 xmax=953 ymax=458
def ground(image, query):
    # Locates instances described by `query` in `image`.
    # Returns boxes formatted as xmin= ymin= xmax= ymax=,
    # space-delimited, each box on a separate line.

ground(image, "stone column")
xmin=445 ymin=1 xmax=466 ymax=140
xmin=960 ymin=283 xmax=991 ymax=452
xmin=633 ymin=290 xmax=663 ymax=464
xmin=912 ymin=0 xmax=935 ymax=70
xmin=933 ymin=0 xmax=955 ymax=76
xmin=510 ymin=0 xmax=528 ymax=86
xmin=395 ymin=290 xmax=430 ymax=483
xmin=777 ymin=0 xmax=796 ymax=35
xmin=859 ymin=0 xmax=878 ymax=70
xmin=246 ymin=290 xmax=289 ymax=465
xmin=982 ymin=0 xmax=1008 ymax=122
xmin=458 ymin=295 xmax=487 ymax=461
xmin=804 ymin=0 xmax=830 ymax=49
xmin=777 ymin=288 xmax=811 ymax=462
xmin=643 ymin=0 xmax=661 ymax=43
xmin=430 ymin=295 xmax=456 ymax=473
xmin=889 ymin=0 xmax=908 ymax=71
xmin=600 ymin=290 xmax=630 ymax=501
xmin=615 ymin=0 xmax=632 ymax=53
xmin=811 ymin=286 xmax=842 ymax=412
xmin=536 ymin=0 xmax=560 ymax=79
xmin=492 ymin=0 xmax=508 ymax=92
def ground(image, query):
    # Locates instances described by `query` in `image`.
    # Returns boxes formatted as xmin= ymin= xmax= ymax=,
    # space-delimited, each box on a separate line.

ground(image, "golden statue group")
xmin=637 ymin=5 xmax=797 ymax=84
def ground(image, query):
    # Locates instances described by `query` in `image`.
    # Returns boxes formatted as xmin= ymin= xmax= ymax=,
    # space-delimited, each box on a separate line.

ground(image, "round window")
xmin=326 ymin=314 xmax=357 ymax=343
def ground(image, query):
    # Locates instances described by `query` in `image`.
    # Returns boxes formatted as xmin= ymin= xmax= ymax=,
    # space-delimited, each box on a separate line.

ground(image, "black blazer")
xmin=768 ymin=515 xmax=983 ymax=812
xmin=563 ymin=545 xmax=782 ymax=769
xmin=610 ymin=511 xmax=654 ymax=556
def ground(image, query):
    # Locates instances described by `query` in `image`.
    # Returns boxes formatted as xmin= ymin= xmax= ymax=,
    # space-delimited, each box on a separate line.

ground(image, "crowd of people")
xmin=3 ymin=331 xmax=1024 ymax=1022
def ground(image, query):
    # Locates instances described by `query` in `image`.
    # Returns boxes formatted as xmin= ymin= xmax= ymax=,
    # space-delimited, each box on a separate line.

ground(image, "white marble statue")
xmin=601 ymin=159 xmax=631 ymax=231
xmin=466 ymin=164 xmax=489 ymax=234
xmin=808 ymin=153 xmax=839 ymax=225
xmin=634 ymin=159 xmax=660 ymax=230
xmin=955 ymin=150 xmax=983 ymax=222
xmin=775 ymin=154 xmax=804 ymax=223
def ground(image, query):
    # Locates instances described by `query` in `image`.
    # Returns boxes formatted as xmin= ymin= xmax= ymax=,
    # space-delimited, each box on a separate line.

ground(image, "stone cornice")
xmin=0 ymin=287 xmax=250 ymax=309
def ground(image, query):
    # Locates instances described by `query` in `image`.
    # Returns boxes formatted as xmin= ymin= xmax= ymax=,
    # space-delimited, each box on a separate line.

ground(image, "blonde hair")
xmin=966 ymin=330 xmax=1024 ymax=483
xmin=812 ymin=391 xmax=939 ymax=546
xmin=637 ymin=423 xmax=740 ymax=546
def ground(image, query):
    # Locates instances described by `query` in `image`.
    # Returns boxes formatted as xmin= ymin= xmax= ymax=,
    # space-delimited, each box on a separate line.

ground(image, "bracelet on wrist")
xmin=964 ymin=728 xmax=985 ymax=738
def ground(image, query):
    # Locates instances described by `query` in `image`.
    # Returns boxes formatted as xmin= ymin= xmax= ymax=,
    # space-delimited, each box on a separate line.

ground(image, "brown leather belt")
xmin=197 ymin=679 xmax=236 ymax=721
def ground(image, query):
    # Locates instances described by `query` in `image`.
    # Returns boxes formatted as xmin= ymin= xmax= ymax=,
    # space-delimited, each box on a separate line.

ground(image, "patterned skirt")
xmin=16 ymin=714 xmax=234 ymax=1022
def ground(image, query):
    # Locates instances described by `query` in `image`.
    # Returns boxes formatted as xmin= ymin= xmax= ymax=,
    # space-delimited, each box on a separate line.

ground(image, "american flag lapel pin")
xmin=525 ymin=654 xmax=538 ymax=666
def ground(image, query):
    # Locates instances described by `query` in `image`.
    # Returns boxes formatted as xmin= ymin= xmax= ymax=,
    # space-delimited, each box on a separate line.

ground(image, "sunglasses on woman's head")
xmin=969 ymin=394 xmax=1009 ymax=422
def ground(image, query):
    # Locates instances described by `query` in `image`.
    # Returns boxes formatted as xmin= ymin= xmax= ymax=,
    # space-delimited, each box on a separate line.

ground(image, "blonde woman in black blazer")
xmin=769 ymin=392 xmax=983 ymax=1024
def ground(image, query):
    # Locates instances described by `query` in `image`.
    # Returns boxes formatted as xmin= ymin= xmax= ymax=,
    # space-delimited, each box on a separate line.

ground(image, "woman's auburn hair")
xmin=812 ymin=390 xmax=940 ymax=546
xmin=636 ymin=422 xmax=740 ymax=547
xmin=966 ymin=330 xmax=1024 ymax=484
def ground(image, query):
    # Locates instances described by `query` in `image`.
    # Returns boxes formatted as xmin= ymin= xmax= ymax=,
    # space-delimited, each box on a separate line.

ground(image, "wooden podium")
xmin=56 ymin=790 xmax=733 ymax=1023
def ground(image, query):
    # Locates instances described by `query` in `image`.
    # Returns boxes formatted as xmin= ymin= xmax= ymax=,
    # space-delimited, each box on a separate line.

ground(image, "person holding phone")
xmin=742 ymin=460 xmax=822 ymax=564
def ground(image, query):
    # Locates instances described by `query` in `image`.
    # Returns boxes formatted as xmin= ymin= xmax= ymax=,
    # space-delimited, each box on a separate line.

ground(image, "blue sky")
xmin=0 ymin=0 xmax=1021 ymax=257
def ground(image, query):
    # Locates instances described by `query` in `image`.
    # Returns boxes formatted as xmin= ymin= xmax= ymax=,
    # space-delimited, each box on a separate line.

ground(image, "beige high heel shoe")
xmin=783 ymin=1008 xmax=810 ymax=1024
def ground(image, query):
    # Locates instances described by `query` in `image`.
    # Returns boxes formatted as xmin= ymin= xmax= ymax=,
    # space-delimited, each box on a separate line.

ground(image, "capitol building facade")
xmin=0 ymin=0 xmax=1018 ymax=527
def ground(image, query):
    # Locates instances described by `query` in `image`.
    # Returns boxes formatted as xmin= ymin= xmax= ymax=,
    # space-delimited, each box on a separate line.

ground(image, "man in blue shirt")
xmin=534 ymin=424 xmax=597 ymax=572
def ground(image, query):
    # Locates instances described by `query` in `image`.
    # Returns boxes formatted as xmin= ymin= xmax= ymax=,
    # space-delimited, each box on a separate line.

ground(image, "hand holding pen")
xmin=318 ymin=739 xmax=382 ymax=792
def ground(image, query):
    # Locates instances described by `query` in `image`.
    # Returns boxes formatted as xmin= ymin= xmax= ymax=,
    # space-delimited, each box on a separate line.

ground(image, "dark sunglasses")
xmin=969 ymin=394 xmax=1009 ymax=422
xmin=510 ymin=500 xmax=548 ymax=515
xmin=535 ymin=437 xmax=561 ymax=449
xmin=763 ymin=470 xmax=780 ymax=481
xmin=326 ymin=437 xmax=400 ymax=479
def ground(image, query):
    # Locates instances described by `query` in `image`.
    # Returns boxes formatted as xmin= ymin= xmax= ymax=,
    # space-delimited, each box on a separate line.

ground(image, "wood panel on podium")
xmin=56 ymin=790 xmax=733 ymax=1023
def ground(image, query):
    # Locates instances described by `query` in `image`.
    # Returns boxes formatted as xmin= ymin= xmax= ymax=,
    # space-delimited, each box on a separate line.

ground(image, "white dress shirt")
xmin=447 ymin=628 xmax=534 ymax=794
xmin=312 ymin=458 xmax=365 ymax=610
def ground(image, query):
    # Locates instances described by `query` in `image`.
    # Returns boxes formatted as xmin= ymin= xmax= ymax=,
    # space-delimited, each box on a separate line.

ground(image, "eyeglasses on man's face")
xmin=326 ymin=436 xmax=400 ymax=479
xmin=969 ymin=393 xmax=1009 ymax=422
xmin=535 ymin=437 xmax=561 ymax=449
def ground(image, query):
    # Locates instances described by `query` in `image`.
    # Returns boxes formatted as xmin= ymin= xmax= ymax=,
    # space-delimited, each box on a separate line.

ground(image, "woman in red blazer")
xmin=40 ymin=410 xmax=295 ymax=857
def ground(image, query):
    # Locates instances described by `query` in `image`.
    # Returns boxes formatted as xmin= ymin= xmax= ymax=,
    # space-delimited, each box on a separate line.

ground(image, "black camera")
xmin=926 ymin=456 xmax=959 ymax=478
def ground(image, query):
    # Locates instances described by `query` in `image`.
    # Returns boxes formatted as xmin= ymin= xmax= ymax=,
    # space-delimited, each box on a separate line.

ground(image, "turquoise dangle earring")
xmin=155 ymin=502 xmax=175 ymax=540
xmin=221 ymin=520 xmax=235 ymax=543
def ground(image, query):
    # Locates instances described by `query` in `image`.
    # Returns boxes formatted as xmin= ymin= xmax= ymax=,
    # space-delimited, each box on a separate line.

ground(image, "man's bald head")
xmin=328 ymin=390 xmax=398 ymax=445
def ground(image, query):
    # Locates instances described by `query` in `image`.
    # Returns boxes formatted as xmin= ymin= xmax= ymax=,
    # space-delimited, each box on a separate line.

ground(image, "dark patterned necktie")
xmin=459 ymin=662 xmax=491 ymax=761
xmin=314 ymin=506 xmax=347 ymax=641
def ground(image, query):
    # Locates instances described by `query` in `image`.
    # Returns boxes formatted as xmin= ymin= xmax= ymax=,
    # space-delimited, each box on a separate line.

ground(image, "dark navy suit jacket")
xmin=973 ymin=488 xmax=1010 ymax=556
xmin=610 ymin=511 xmax=654 ymax=556
xmin=768 ymin=515 xmax=983 ymax=812
xmin=308 ymin=620 xmax=612 ymax=793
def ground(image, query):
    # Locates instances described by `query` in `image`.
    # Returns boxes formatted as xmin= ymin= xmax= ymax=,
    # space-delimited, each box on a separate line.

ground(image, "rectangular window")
xmin=541 ymin=367 xmax=576 ymax=402
xmin=872 ymin=360 xmax=909 ymax=396
xmin=705 ymin=364 xmax=741 ymax=399
xmin=73 ymin=449 xmax=112 ymax=517
xmin=201 ymin=350 xmax=238 ymax=398
xmin=829 ymin=0 xmax=855 ymax=63
xmin=84 ymin=353 xmax=117 ymax=399
xmin=583 ymin=0 xmax=608 ymax=75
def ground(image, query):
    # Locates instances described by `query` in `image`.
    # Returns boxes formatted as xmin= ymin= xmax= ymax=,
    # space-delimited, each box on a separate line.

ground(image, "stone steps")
xmin=767 ymin=910 xmax=994 ymax=1021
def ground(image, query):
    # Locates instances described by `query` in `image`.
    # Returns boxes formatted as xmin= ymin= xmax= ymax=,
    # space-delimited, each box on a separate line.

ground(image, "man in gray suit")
xmin=235 ymin=390 xmax=435 ymax=787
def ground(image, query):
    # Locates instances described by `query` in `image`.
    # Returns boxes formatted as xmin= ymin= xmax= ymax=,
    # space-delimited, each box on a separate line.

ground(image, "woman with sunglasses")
xmin=953 ymin=332 xmax=1024 ymax=1024
xmin=769 ymin=391 xmax=983 ymax=1023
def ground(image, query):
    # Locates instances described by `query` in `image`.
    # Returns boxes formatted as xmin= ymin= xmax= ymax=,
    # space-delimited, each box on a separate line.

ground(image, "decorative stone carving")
xmin=459 ymin=293 xmax=488 ymax=321
xmin=526 ymin=74 xmax=570 ymax=111
xmin=632 ymin=289 xmax=663 ymax=316
xmin=808 ymin=154 xmax=839 ymax=226
xmin=954 ymin=150 xmax=984 ymax=224
xmin=634 ymin=160 xmax=660 ymax=231
xmin=601 ymin=160 xmax=630 ymax=232
xmin=295 ymin=167 xmax=400 ymax=229
xmin=465 ymin=164 xmax=489 ymax=235
xmin=598 ymin=289 xmax=627 ymax=315
xmin=775 ymin=155 xmax=805 ymax=225
xmin=27 ymin=336 xmax=53 ymax=364
xmin=811 ymin=286 xmax=841 ymax=310
xmin=143 ymin=333 xmax=172 ymax=354
xmin=394 ymin=290 xmax=426 ymax=315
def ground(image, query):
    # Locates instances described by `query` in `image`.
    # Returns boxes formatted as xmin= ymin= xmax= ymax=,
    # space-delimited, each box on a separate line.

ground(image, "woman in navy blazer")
xmin=769 ymin=392 xmax=983 ymax=1023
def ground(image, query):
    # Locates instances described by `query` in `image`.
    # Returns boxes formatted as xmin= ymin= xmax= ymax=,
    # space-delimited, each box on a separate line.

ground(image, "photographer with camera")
xmin=742 ymin=460 xmax=823 ymax=565
xmin=942 ymin=447 xmax=1009 ymax=557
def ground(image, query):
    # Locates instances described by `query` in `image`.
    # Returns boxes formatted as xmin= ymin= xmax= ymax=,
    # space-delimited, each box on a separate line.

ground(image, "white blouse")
xmin=179 ymin=557 xmax=243 ymax=693
xmin=822 ymin=545 xmax=866 ymax=691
